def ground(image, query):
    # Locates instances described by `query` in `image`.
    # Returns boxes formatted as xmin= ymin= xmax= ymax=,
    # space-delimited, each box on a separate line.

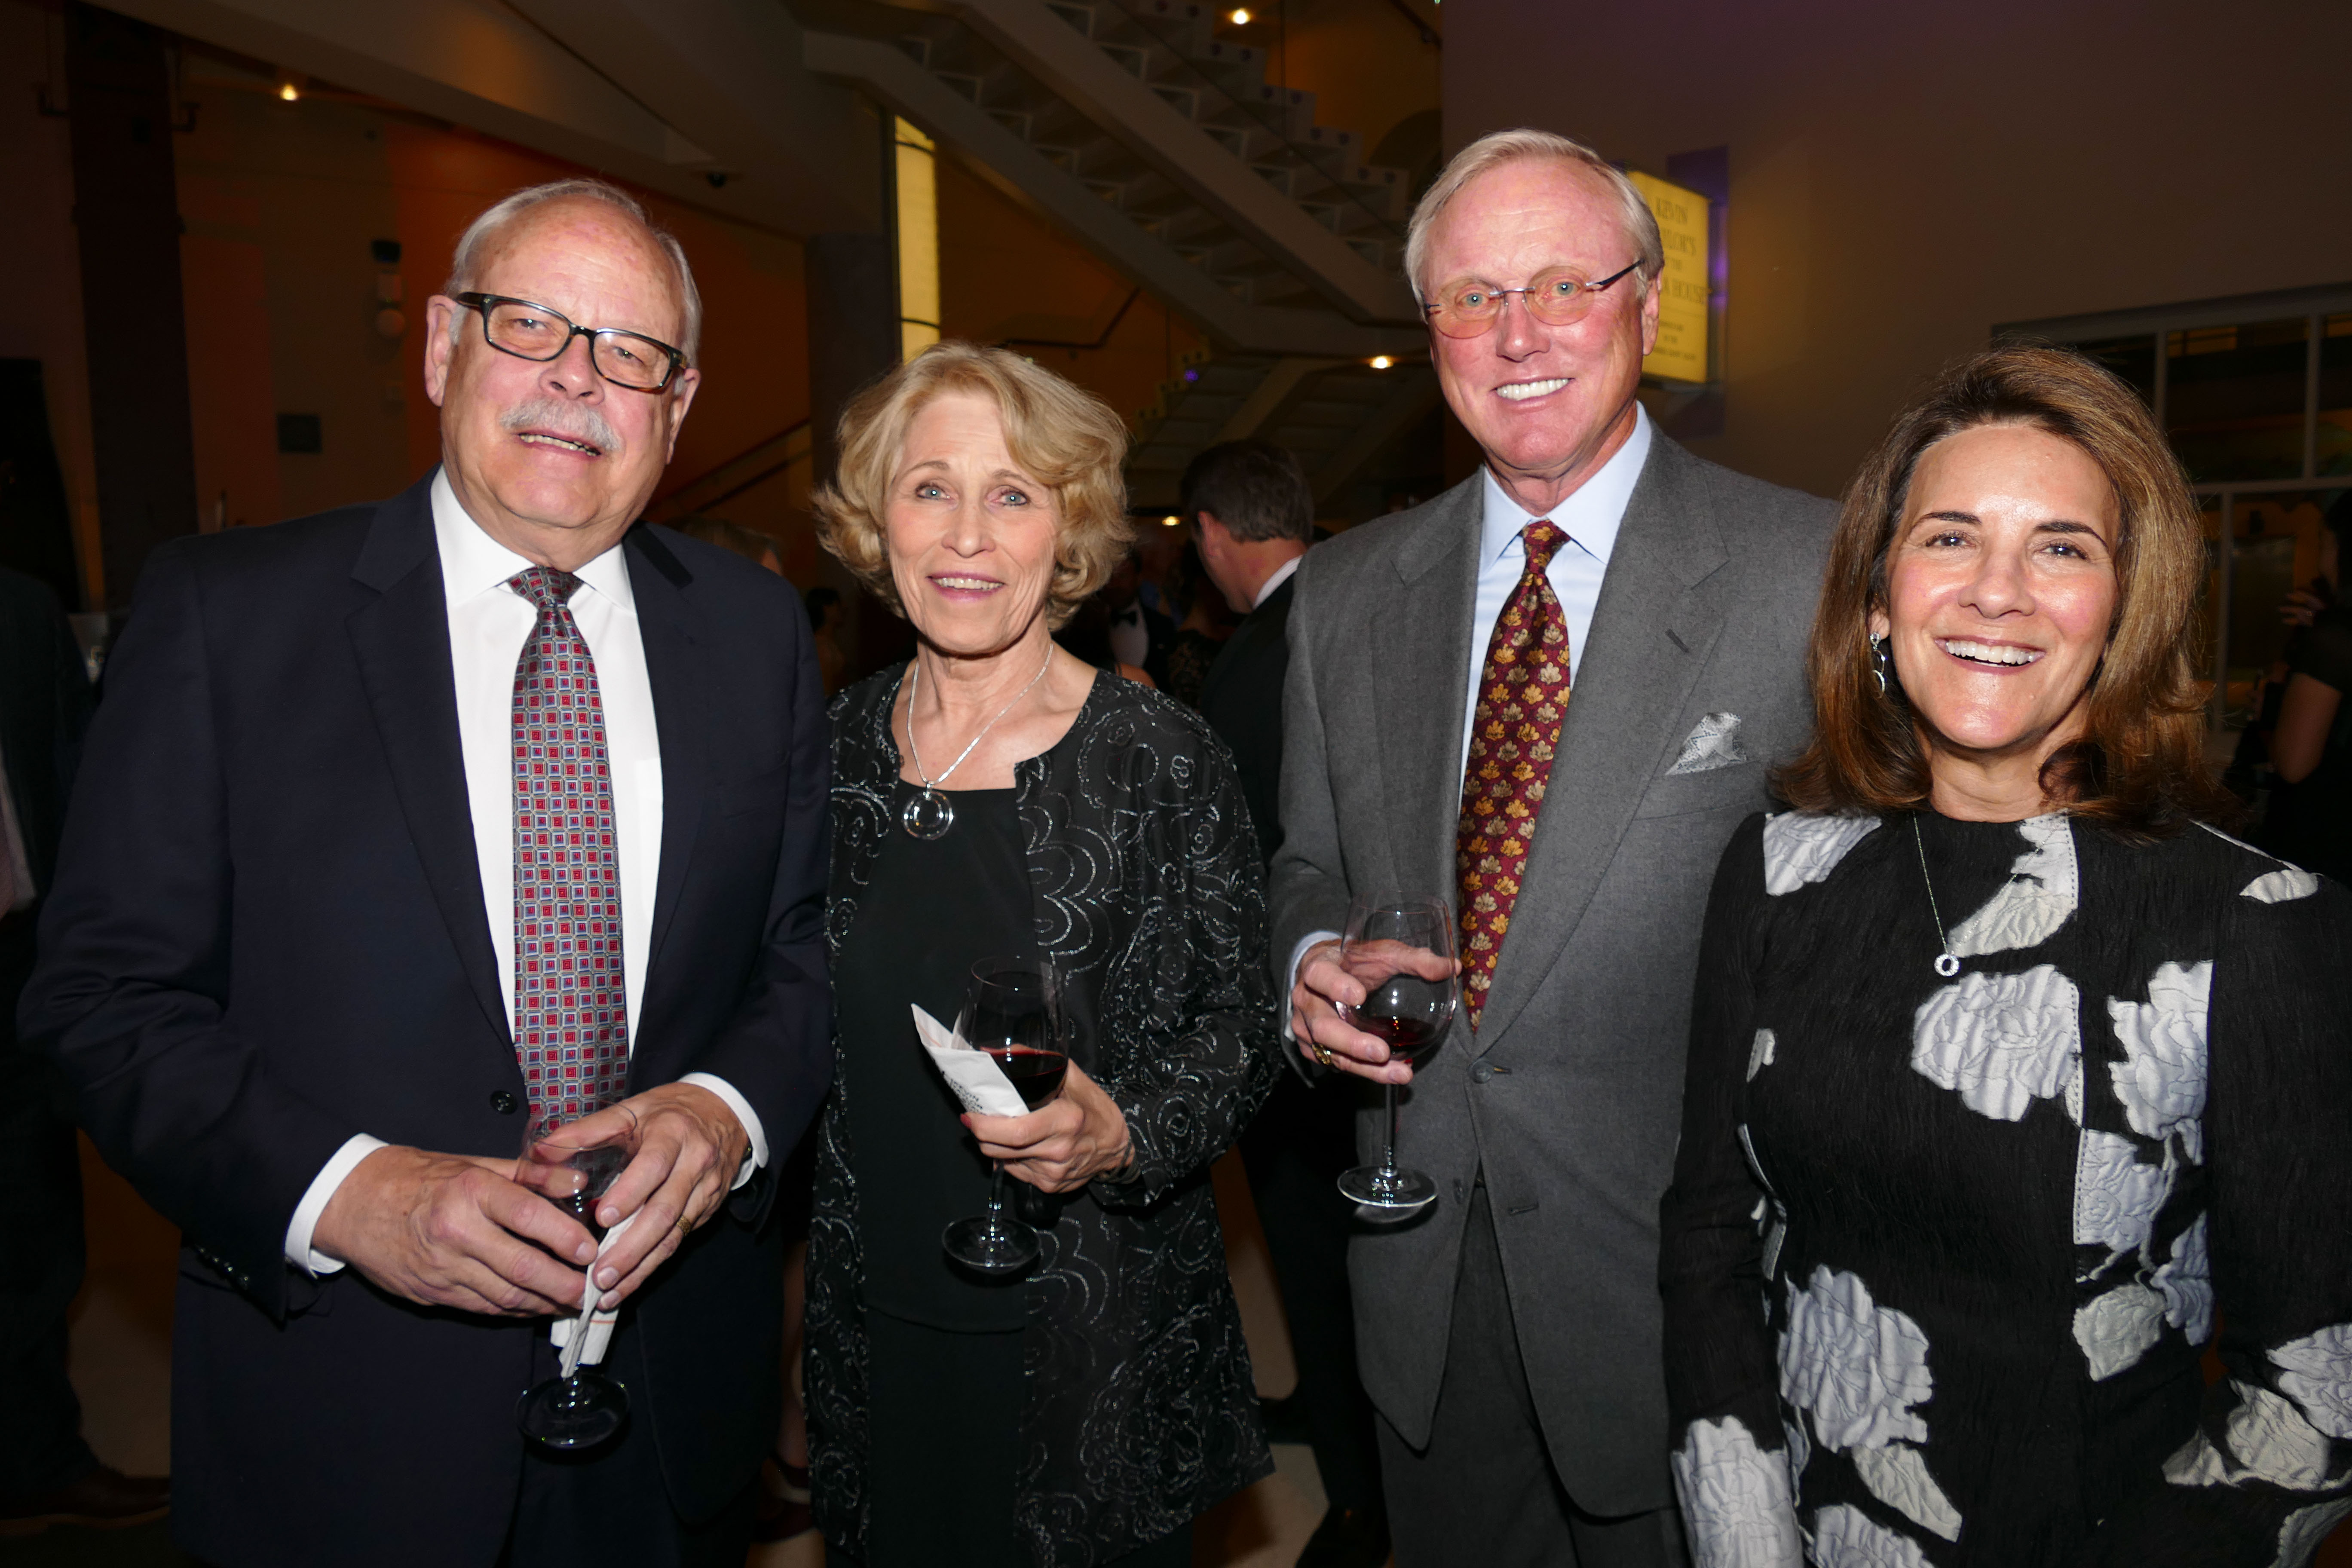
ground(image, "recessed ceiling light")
xmin=1229 ymin=8 xmax=1251 ymax=23
xmin=1369 ymin=355 xmax=1393 ymax=370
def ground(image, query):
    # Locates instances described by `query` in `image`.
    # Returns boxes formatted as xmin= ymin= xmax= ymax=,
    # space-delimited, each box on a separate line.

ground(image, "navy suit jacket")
xmin=20 ymin=473 xmax=832 ymax=1564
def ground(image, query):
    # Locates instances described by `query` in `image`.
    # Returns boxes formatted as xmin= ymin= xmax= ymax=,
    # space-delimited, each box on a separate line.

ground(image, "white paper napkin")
xmin=551 ymin=1208 xmax=640 ymax=1375
xmin=911 ymin=1003 xmax=1030 ymax=1118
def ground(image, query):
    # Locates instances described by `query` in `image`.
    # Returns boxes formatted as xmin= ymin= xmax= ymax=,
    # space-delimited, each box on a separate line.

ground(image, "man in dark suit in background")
xmin=0 ymin=567 xmax=168 ymax=1535
xmin=1193 ymin=441 xmax=1387 ymax=1568
xmin=23 ymin=178 xmax=830 ymax=1568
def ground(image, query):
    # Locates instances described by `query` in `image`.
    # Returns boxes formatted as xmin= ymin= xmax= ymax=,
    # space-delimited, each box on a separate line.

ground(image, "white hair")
xmin=1402 ymin=129 xmax=1665 ymax=309
xmin=443 ymin=178 xmax=703 ymax=366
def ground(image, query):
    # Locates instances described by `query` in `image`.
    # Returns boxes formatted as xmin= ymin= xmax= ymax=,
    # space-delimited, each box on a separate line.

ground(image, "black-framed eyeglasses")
xmin=1422 ymin=260 xmax=1643 ymax=339
xmin=452 ymin=292 xmax=686 ymax=392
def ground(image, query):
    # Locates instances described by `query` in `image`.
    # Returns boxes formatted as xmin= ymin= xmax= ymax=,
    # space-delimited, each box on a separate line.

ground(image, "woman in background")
xmin=1661 ymin=346 xmax=2352 ymax=1565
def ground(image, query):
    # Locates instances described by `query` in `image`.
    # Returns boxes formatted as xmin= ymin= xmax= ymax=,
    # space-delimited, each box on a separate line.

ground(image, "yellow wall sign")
xmin=1629 ymin=171 xmax=1709 ymax=385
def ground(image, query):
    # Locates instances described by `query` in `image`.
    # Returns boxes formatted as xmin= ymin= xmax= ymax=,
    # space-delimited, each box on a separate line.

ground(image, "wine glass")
xmin=512 ymin=1107 xmax=638 ymax=1449
xmin=943 ymin=957 xmax=1069 ymax=1274
xmin=1334 ymin=895 xmax=1459 ymax=1211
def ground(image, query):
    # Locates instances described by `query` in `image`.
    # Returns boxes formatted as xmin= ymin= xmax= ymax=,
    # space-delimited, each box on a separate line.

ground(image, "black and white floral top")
xmin=1661 ymin=809 xmax=2352 ymax=1566
xmin=807 ymin=665 xmax=1280 ymax=1567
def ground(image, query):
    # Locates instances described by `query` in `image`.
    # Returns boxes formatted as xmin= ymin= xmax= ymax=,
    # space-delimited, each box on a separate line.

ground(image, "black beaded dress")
xmin=1661 ymin=809 xmax=2352 ymax=1567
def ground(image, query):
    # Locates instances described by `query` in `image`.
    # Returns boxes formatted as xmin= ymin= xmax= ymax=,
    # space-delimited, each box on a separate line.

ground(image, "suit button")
xmin=491 ymin=1090 xmax=518 ymax=1114
xmin=1471 ymin=1062 xmax=1494 ymax=1084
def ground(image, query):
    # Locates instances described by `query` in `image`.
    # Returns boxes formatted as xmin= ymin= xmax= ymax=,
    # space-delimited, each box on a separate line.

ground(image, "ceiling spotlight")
xmin=1228 ymin=7 xmax=1251 ymax=22
xmin=1162 ymin=514 xmax=1181 ymax=527
xmin=1369 ymin=355 xmax=1394 ymax=370
xmin=278 ymin=80 xmax=300 ymax=102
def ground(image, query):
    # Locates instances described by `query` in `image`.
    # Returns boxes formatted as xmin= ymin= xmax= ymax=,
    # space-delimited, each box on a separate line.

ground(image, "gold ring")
xmin=676 ymin=1215 xmax=693 ymax=1236
xmin=1311 ymin=1041 xmax=1335 ymax=1069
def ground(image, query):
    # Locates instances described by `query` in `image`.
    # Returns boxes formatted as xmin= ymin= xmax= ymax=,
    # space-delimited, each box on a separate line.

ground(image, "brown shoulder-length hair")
xmin=1774 ymin=344 xmax=2236 ymax=836
xmin=811 ymin=341 xmax=1133 ymax=631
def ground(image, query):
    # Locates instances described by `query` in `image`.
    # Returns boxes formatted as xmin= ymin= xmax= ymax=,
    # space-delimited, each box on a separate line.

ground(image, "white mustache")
xmin=499 ymin=397 xmax=620 ymax=454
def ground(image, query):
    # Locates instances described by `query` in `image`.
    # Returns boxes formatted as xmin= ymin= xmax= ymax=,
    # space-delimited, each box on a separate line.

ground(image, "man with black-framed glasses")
xmin=1271 ymin=129 xmax=1836 ymax=1566
xmin=25 ymin=178 xmax=830 ymax=1568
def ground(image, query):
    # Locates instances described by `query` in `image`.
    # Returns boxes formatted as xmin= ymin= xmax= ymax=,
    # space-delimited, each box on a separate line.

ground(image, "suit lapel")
xmin=345 ymin=476 xmax=510 ymax=1046
xmin=626 ymin=526 xmax=707 ymax=1034
xmin=1473 ymin=438 xmax=1731 ymax=1050
xmin=1378 ymin=477 xmax=1483 ymax=900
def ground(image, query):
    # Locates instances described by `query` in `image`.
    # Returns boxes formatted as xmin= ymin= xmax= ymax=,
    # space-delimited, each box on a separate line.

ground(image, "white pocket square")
xmin=1667 ymin=711 xmax=1749 ymax=775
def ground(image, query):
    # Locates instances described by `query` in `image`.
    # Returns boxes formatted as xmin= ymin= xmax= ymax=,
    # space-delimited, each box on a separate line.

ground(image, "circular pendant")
xmin=901 ymin=788 xmax=954 ymax=840
xmin=1934 ymin=953 xmax=1961 ymax=978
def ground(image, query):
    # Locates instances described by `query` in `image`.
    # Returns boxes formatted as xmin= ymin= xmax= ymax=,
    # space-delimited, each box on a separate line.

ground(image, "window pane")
xmin=2165 ymin=317 xmax=2310 ymax=483
xmin=2318 ymin=314 xmax=2352 ymax=477
xmin=2074 ymin=334 xmax=2157 ymax=407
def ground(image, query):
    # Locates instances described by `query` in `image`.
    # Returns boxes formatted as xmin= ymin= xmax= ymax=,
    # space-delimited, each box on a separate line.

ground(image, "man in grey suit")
xmin=1273 ymin=129 xmax=1835 ymax=1566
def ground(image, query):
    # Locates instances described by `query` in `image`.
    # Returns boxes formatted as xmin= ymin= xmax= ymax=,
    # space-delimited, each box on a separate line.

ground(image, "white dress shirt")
xmin=1288 ymin=407 xmax=1654 ymax=999
xmin=0 ymin=740 xmax=33 ymax=914
xmin=283 ymin=472 xmax=766 ymax=1273
xmin=1253 ymin=553 xmax=1303 ymax=611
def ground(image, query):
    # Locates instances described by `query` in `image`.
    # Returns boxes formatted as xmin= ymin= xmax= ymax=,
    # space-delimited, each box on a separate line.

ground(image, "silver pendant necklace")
xmin=1911 ymin=815 xmax=1962 ymax=977
xmin=897 ymin=643 xmax=1055 ymax=840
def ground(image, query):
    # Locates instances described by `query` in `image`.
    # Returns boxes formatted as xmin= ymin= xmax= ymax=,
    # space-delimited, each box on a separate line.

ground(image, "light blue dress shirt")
xmin=1458 ymin=404 xmax=1653 ymax=778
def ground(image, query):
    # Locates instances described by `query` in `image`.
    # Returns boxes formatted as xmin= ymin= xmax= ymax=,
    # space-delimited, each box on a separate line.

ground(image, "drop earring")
xmin=1870 ymin=635 xmax=1893 ymax=697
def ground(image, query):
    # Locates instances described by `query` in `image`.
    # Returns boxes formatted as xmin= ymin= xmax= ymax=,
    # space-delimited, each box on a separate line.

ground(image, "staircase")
xmin=803 ymin=0 xmax=1439 ymax=511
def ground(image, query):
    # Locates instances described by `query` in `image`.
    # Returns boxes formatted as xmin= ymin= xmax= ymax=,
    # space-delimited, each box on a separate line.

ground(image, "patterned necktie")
xmin=510 ymin=567 xmax=629 ymax=1125
xmin=1455 ymin=520 xmax=1572 ymax=1030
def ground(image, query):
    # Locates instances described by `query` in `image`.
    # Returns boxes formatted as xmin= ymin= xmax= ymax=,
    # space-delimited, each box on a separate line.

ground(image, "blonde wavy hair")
xmin=812 ymin=342 xmax=1133 ymax=630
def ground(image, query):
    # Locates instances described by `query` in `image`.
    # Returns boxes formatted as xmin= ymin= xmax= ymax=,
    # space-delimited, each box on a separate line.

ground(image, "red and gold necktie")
xmin=1455 ymin=521 xmax=1571 ymax=1030
xmin=510 ymin=567 xmax=629 ymax=1124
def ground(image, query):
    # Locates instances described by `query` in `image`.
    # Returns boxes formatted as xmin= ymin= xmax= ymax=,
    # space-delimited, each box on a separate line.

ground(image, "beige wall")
xmin=1444 ymin=0 xmax=2352 ymax=501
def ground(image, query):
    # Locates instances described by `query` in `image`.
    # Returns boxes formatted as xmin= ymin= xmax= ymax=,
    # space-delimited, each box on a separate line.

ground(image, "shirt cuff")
xmin=679 ymin=1072 xmax=767 ymax=1189
xmin=1283 ymin=929 xmax=1343 ymax=1041
xmin=284 ymin=1133 xmax=390 ymax=1276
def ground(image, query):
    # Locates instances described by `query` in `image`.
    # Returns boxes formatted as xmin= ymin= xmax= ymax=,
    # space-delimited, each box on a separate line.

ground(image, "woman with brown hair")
xmin=804 ymin=342 xmax=1277 ymax=1567
xmin=1659 ymin=346 xmax=2352 ymax=1565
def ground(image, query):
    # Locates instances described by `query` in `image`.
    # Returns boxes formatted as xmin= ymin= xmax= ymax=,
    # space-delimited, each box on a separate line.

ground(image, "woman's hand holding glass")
xmin=1291 ymin=936 xmax=1462 ymax=1084
xmin=964 ymin=1064 xmax=1131 ymax=1193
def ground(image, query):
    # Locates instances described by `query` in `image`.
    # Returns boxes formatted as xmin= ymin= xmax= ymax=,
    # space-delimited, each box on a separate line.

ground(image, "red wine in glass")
xmin=943 ymin=958 xmax=1068 ymax=1274
xmin=1335 ymin=897 xmax=1459 ymax=1211
xmin=983 ymin=1045 xmax=1069 ymax=1109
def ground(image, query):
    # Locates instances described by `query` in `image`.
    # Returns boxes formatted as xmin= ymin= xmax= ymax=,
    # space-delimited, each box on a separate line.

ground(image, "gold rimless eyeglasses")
xmin=1421 ymin=260 xmax=1642 ymax=339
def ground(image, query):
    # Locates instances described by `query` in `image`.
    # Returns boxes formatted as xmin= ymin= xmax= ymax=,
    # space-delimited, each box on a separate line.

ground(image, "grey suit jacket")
xmin=1269 ymin=432 xmax=1834 ymax=1514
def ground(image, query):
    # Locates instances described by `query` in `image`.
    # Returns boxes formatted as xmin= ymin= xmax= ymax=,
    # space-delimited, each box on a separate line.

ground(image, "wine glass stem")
xmin=985 ymin=1163 xmax=1011 ymax=1238
xmin=1382 ymin=1083 xmax=1402 ymax=1175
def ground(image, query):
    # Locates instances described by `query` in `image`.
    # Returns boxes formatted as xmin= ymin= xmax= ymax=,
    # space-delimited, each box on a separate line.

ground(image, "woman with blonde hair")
xmin=1660 ymin=345 xmax=2352 ymax=1565
xmin=804 ymin=342 xmax=1278 ymax=1567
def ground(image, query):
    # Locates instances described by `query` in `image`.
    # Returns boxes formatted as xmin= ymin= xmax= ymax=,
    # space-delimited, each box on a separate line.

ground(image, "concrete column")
xmin=804 ymin=229 xmax=906 ymax=678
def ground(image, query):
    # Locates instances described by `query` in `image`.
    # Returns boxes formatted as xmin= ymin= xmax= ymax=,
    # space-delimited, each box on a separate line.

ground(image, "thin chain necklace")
xmin=897 ymin=643 xmax=1054 ymax=839
xmin=1911 ymin=815 xmax=1962 ymax=977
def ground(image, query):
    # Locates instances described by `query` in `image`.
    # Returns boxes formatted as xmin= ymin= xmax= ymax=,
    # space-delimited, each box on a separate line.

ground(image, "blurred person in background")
xmin=1160 ymin=539 xmax=1236 ymax=708
xmin=1056 ymin=548 xmax=1156 ymax=686
xmin=1189 ymin=438 xmax=1390 ymax=1568
xmin=807 ymin=341 xmax=1278 ymax=1567
xmin=0 ymin=566 xmax=163 ymax=1537
xmin=2260 ymin=493 xmax=2349 ymax=882
xmin=805 ymin=586 xmax=849 ymax=695
xmin=1663 ymin=346 xmax=2352 ymax=1564
xmin=1099 ymin=546 xmax=1172 ymax=685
